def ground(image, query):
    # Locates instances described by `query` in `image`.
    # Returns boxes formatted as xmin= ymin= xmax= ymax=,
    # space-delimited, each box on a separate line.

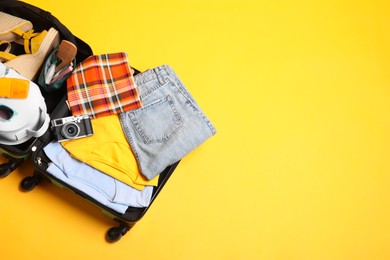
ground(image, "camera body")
xmin=51 ymin=115 xmax=93 ymax=142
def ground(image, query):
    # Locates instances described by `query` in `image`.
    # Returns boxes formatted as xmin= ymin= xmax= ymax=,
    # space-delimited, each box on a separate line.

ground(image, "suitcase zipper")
xmin=35 ymin=156 xmax=42 ymax=166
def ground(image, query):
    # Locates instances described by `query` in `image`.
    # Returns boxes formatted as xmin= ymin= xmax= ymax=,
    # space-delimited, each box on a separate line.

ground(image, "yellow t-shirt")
xmin=61 ymin=114 xmax=158 ymax=190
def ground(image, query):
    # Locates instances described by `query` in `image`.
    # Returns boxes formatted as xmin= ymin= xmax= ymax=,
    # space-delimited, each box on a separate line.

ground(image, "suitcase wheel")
xmin=0 ymin=158 xmax=24 ymax=178
xmin=0 ymin=164 xmax=13 ymax=178
xmin=20 ymin=174 xmax=41 ymax=191
xmin=106 ymin=222 xmax=131 ymax=243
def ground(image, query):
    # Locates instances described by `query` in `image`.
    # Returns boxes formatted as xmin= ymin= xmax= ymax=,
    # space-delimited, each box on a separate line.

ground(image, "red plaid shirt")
xmin=66 ymin=52 xmax=142 ymax=118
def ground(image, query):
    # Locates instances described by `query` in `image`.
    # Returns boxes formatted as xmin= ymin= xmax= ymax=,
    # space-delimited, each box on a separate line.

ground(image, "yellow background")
xmin=1 ymin=0 xmax=390 ymax=259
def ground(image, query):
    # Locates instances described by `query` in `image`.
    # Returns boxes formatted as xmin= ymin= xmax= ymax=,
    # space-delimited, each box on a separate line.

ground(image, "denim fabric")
xmin=44 ymin=142 xmax=153 ymax=212
xmin=120 ymin=65 xmax=216 ymax=180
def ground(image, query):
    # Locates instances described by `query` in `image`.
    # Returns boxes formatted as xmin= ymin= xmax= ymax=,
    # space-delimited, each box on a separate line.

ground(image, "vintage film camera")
xmin=51 ymin=115 xmax=93 ymax=142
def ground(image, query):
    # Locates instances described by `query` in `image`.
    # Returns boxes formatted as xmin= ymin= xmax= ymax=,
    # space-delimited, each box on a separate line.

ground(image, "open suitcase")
xmin=0 ymin=0 xmax=93 ymax=177
xmin=1 ymin=1 xmax=183 ymax=243
xmin=1 ymin=1 xmax=215 ymax=243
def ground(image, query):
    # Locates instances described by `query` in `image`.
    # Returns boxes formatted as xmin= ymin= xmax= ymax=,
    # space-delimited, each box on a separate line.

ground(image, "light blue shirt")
xmin=44 ymin=142 xmax=153 ymax=213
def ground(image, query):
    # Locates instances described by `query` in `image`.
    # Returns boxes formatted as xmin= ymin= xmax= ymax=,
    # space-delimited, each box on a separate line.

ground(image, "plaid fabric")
xmin=66 ymin=52 xmax=142 ymax=118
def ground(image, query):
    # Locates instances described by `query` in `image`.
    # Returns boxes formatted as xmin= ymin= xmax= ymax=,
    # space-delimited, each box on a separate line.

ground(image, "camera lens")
xmin=61 ymin=122 xmax=80 ymax=139
xmin=67 ymin=127 xmax=76 ymax=135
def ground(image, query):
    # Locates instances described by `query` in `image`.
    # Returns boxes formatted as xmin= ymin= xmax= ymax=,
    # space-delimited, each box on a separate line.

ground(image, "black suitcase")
xmin=0 ymin=0 xmax=93 ymax=177
xmin=1 ymin=1 xmax=180 ymax=243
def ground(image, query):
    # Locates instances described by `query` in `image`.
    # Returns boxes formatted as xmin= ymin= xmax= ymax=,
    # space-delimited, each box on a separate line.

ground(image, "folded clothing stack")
xmin=42 ymin=52 xmax=216 ymax=213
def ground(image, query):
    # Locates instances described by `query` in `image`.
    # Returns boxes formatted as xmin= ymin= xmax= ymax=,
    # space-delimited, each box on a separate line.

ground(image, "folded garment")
xmin=66 ymin=52 xmax=142 ymax=118
xmin=60 ymin=114 xmax=159 ymax=190
xmin=46 ymin=163 xmax=128 ymax=213
xmin=120 ymin=65 xmax=216 ymax=180
xmin=44 ymin=142 xmax=154 ymax=213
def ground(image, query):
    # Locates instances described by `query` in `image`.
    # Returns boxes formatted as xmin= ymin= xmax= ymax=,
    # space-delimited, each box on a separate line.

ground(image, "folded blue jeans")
xmin=120 ymin=65 xmax=216 ymax=180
